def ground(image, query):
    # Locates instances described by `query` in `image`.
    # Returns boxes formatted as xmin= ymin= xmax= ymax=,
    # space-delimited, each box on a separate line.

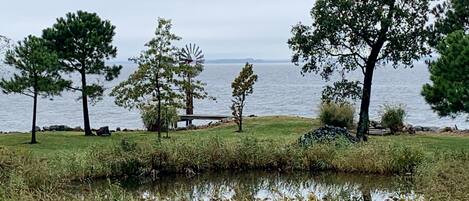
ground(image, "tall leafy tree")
xmin=422 ymin=31 xmax=469 ymax=120
xmin=0 ymin=36 xmax=70 ymax=144
xmin=428 ymin=0 xmax=469 ymax=47
xmin=111 ymin=18 xmax=183 ymax=140
xmin=231 ymin=63 xmax=258 ymax=132
xmin=42 ymin=11 xmax=122 ymax=136
xmin=288 ymin=0 xmax=431 ymax=140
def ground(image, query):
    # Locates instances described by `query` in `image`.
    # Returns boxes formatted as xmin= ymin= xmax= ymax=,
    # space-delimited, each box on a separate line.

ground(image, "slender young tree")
xmin=42 ymin=11 xmax=122 ymax=136
xmin=231 ymin=63 xmax=258 ymax=132
xmin=111 ymin=18 xmax=183 ymax=140
xmin=288 ymin=0 xmax=431 ymax=140
xmin=0 ymin=36 xmax=70 ymax=144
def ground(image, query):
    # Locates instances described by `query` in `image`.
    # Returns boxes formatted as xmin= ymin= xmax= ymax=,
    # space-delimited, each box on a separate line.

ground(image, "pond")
xmin=85 ymin=171 xmax=422 ymax=200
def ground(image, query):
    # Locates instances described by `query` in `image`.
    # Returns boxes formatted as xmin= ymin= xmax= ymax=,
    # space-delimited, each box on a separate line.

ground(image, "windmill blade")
xmin=192 ymin=44 xmax=196 ymax=54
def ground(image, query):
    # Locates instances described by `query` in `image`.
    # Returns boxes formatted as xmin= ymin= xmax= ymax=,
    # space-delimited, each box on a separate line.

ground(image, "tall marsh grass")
xmin=0 ymin=137 xmax=464 ymax=200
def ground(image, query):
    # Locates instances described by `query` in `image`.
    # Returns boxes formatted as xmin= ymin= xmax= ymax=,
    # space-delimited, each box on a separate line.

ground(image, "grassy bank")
xmin=0 ymin=116 xmax=468 ymax=200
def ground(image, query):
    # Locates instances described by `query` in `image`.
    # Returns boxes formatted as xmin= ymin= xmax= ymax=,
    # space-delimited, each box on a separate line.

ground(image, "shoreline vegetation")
xmin=1 ymin=0 xmax=468 ymax=199
xmin=0 ymin=116 xmax=468 ymax=200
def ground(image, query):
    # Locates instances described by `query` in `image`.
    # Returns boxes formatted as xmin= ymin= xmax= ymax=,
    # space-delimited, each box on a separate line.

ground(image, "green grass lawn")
xmin=1 ymin=116 xmax=468 ymax=200
xmin=0 ymin=116 xmax=468 ymax=157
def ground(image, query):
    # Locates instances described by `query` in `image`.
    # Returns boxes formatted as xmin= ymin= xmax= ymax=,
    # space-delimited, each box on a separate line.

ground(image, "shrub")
xmin=140 ymin=104 xmax=179 ymax=131
xmin=298 ymin=126 xmax=357 ymax=148
xmin=318 ymin=102 xmax=355 ymax=129
xmin=380 ymin=104 xmax=406 ymax=134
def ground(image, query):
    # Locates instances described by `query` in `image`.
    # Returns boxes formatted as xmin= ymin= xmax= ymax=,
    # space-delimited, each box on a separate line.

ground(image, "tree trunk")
xmin=186 ymin=75 xmax=193 ymax=126
xmin=356 ymin=1 xmax=395 ymax=141
xmin=238 ymin=107 xmax=243 ymax=132
xmin=81 ymin=71 xmax=93 ymax=136
xmin=157 ymin=95 xmax=161 ymax=140
xmin=356 ymin=64 xmax=375 ymax=141
xmin=356 ymin=42 xmax=387 ymax=140
xmin=156 ymin=71 xmax=162 ymax=141
xmin=31 ymin=90 xmax=38 ymax=144
xmin=238 ymin=94 xmax=245 ymax=132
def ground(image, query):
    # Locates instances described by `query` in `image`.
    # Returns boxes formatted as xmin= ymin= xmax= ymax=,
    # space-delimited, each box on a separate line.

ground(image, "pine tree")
xmin=0 ymin=36 xmax=70 ymax=144
xmin=422 ymin=31 xmax=469 ymax=120
xmin=42 ymin=11 xmax=122 ymax=136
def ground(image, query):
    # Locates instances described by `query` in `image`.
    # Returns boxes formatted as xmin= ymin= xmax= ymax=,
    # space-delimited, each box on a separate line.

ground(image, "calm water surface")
xmin=86 ymin=171 xmax=421 ymax=200
xmin=0 ymin=62 xmax=467 ymax=131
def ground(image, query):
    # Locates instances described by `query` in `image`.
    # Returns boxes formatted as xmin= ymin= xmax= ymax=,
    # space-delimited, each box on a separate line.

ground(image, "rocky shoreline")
xmin=368 ymin=120 xmax=469 ymax=135
xmin=0 ymin=119 xmax=234 ymax=134
xmin=1 ymin=119 xmax=467 ymax=135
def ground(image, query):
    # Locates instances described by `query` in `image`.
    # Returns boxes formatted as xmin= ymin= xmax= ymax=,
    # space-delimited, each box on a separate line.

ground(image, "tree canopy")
xmin=231 ymin=63 xmax=258 ymax=132
xmin=288 ymin=0 xmax=431 ymax=140
xmin=422 ymin=31 xmax=469 ymax=120
xmin=428 ymin=0 xmax=469 ymax=47
xmin=111 ymin=18 xmax=183 ymax=140
xmin=42 ymin=11 xmax=122 ymax=135
xmin=0 ymin=35 xmax=70 ymax=143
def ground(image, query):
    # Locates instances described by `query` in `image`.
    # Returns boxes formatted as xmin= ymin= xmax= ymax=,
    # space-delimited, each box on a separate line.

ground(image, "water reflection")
xmin=105 ymin=171 xmax=422 ymax=200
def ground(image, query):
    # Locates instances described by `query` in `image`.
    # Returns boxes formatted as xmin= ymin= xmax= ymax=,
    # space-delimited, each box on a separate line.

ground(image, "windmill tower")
xmin=179 ymin=44 xmax=204 ymax=126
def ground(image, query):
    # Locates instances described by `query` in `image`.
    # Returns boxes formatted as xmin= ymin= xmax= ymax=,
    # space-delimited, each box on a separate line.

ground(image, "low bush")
xmin=298 ymin=126 xmax=357 ymax=148
xmin=318 ymin=102 xmax=355 ymax=129
xmin=380 ymin=104 xmax=406 ymax=134
xmin=140 ymin=104 xmax=178 ymax=132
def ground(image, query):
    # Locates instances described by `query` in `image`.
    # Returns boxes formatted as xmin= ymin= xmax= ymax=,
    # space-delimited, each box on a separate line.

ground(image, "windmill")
xmin=179 ymin=44 xmax=204 ymax=125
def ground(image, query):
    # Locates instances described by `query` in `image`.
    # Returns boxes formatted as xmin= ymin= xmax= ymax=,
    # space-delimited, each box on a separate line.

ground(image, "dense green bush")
xmin=318 ymin=102 xmax=355 ymax=129
xmin=140 ymin=104 xmax=179 ymax=131
xmin=380 ymin=104 xmax=406 ymax=134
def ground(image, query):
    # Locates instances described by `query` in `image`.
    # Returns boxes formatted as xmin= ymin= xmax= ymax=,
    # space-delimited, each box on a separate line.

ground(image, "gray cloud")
xmin=0 ymin=0 xmax=313 ymax=60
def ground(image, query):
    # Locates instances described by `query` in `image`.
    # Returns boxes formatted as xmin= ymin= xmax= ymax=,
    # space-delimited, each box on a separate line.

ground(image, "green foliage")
xmin=178 ymin=44 xmax=210 ymax=114
xmin=178 ymin=63 xmax=209 ymax=100
xmin=321 ymin=79 xmax=362 ymax=104
xmin=140 ymin=104 xmax=178 ymax=132
xmin=111 ymin=18 xmax=183 ymax=139
xmin=288 ymin=0 xmax=431 ymax=74
xmin=422 ymin=31 xmax=469 ymax=120
xmin=380 ymin=104 xmax=406 ymax=134
xmin=428 ymin=0 xmax=469 ymax=47
xmin=42 ymin=11 xmax=122 ymax=135
xmin=42 ymin=10 xmax=122 ymax=102
xmin=288 ymin=0 xmax=431 ymax=139
xmin=231 ymin=63 xmax=258 ymax=132
xmin=0 ymin=36 xmax=70 ymax=143
xmin=1 ymin=36 xmax=69 ymax=97
xmin=0 ymin=117 xmax=469 ymax=199
xmin=319 ymin=102 xmax=355 ymax=129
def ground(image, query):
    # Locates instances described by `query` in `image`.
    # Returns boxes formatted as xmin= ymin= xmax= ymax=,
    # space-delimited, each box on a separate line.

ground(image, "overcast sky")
xmin=0 ymin=0 xmax=313 ymax=61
